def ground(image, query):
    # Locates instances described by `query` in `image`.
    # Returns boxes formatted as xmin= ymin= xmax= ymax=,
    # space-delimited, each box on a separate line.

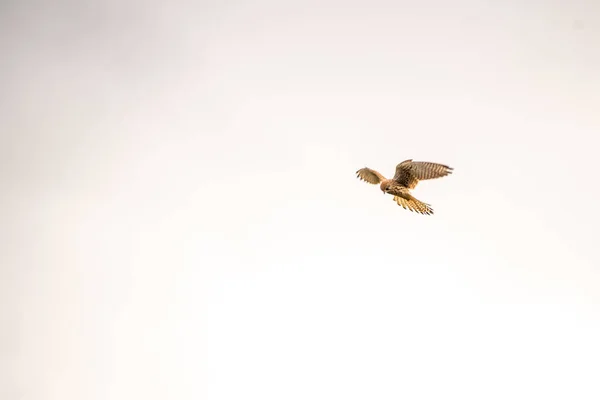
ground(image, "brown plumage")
xmin=356 ymin=159 xmax=453 ymax=215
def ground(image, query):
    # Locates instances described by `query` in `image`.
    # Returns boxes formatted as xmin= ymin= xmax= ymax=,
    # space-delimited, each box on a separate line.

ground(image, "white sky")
xmin=2 ymin=0 xmax=600 ymax=399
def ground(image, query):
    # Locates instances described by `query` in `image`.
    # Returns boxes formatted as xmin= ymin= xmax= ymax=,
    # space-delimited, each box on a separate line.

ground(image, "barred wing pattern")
xmin=356 ymin=167 xmax=386 ymax=184
xmin=393 ymin=159 xmax=453 ymax=189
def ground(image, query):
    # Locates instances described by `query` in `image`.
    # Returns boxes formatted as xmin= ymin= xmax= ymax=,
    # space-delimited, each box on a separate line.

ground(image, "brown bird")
xmin=356 ymin=159 xmax=453 ymax=215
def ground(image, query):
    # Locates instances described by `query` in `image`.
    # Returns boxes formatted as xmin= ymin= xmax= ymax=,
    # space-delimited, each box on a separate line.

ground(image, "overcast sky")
xmin=2 ymin=0 xmax=600 ymax=399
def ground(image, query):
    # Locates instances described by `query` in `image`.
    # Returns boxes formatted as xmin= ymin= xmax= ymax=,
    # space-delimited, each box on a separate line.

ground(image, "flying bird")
xmin=356 ymin=159 xmax=453 ymax=215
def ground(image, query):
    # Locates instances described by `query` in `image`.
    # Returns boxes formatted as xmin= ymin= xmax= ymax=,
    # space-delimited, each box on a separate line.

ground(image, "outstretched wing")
xmin=356 ymin=167 xmax=386 ymax=184
xmin=393 ymin=159 xmax=453 ymax=189
xmin=393 ymin=195 xmax=434 ymax=215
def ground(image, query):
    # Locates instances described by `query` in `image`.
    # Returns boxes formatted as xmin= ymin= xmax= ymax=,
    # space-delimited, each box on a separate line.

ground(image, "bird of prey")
xmin=356 ymin=159 xmax=453 ymax=215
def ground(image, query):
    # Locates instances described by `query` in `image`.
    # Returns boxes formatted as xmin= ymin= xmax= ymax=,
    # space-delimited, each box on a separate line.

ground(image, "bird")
xmin=356 ymin=159 xmax=453 ymax=215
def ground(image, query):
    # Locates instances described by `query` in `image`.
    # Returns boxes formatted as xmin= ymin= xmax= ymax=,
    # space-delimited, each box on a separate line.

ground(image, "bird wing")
xmin=392 ymin=159 xmax=453 ymax=189
xmin=393 ymin=195 xmax=434 ymax=215
xmin=356 ymin=167 xmax=386 ymax=184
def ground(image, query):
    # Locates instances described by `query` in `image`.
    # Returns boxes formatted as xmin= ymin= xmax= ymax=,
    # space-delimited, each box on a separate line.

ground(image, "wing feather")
xmin=393 ymin=159 xmax=453 ymax=189
xmin=356 ymin=167 xmax=386 ymax=184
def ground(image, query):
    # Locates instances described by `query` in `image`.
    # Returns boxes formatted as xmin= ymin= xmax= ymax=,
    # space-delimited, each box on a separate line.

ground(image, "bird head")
xmin=380 ymin=181 xmax=390 ymax=194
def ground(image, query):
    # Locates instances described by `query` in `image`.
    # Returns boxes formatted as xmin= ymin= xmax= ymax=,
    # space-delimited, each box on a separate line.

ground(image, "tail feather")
xmin=393 ymin=195 xmax=434 ymax=215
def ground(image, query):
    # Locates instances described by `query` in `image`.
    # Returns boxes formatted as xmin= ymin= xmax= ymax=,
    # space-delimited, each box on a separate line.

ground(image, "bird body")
xmin=356 ymin=159 xmax=453 ymax=215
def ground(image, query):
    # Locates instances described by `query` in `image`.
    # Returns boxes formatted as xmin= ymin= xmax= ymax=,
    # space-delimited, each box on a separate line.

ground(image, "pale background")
xmin=2 ymin=0 xmax=600 ymax=399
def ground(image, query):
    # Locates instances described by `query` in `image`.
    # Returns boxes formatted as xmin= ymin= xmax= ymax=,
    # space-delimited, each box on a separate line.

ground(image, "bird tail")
xmin=393 ymin=195 xmax=434 ymax=215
